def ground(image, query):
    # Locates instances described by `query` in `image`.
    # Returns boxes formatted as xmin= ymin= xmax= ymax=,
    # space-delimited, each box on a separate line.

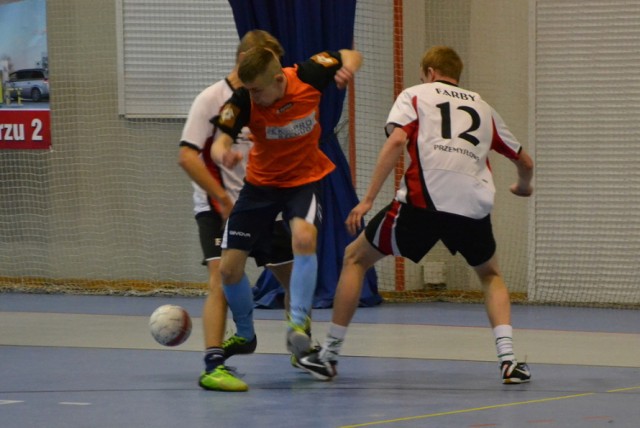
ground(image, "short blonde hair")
xmin=238 ymin=46 xmax=282 ymax=85
xmin=236 ymin=30 xmax=284 ymax=63
xmin=421 ymin=46 xmax=463 ymax=81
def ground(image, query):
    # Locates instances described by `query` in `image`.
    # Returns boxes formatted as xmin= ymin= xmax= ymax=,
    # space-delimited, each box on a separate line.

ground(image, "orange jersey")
xmin=245 ymin=67 xmax=335 ymax=187
xmin=214 ymin=52 xmax=344 ymax=187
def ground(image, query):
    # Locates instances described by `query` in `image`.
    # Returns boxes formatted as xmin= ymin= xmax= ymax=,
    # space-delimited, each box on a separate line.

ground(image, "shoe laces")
xmin=217 ymin=365 xmax=244 ymax=378
xmin=222 ymin=335 xmax=247 ymax=348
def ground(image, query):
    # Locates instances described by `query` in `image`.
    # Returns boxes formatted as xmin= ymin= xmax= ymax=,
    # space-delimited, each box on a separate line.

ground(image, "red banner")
xmin=0 ymin=109 xmax=51 ymax=150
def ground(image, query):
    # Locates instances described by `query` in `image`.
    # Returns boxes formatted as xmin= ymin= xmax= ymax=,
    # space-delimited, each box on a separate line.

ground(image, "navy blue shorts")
xmin=196 ymin=210 xmax=292 ymax=266
xmin=364 ymin=201 xmax=496 ymax=267
xmin=222 ymin=180 xmax=323 ymax=252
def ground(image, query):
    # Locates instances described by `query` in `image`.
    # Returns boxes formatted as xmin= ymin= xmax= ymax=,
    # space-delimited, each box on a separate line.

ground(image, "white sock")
xmin=327 ymin=323 xmax=348 ymax=341
xmin=320 ymin=323 xmax=347 ymax=361
xmin=493 ymin=324 xmax=516 ymax=363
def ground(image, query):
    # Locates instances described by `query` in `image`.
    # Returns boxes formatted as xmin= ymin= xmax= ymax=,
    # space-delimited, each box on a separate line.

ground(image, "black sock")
xmin=204 ymin=347 xmax=225 ymax=372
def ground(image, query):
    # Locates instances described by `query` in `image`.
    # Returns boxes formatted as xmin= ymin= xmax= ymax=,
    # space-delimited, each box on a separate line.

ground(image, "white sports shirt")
xmin=385 ymin=81 xmax=522 ymax=219
xmin=180 ymin=79 xmax=251 ymax=215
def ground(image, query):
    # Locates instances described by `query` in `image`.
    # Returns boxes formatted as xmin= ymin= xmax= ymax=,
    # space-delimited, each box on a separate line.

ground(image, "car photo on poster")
xmin=0 ymin=0 xmax=51 ymax=149
xmin=0 ymin=0 xmax=49 ymax=108
xmin=5 ymin=68 xmax=49 ymax=102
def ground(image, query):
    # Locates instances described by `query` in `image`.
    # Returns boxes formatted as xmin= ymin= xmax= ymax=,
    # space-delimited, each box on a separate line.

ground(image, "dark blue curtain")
xmin=228 ymin=0 xmax=381 ymax=308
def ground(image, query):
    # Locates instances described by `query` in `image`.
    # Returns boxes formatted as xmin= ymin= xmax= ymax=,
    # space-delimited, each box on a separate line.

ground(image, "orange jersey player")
xmin=210 ymin=43 xmax=362 ymax=376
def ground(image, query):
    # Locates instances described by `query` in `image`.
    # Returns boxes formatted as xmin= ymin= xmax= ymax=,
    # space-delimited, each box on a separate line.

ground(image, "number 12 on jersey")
xmin=436 ymin=102 xmax=480 ymax=146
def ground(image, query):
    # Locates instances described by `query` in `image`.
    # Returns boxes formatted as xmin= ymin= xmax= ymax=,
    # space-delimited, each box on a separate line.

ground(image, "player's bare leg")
xmin=332 ymin=234 xmax=384 ymax=327
xmin=267 ymin=261 xmax=293 ymax=311
xmin=474 ymin=254 xmax=531 ymax=384
xmin=203 ymin=259 xmax=227 ymax=348
xmin=473 ymin=255 xmax=511 ymax=328
xmin=299 ymin=233 xmax=384 ymax=380
xmin=219 ymin=248 xmax=250 ymax=284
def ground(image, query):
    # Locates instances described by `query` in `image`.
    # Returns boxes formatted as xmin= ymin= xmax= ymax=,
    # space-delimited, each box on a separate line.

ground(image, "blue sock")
xmin=289 ymin=254 xmax=317 ymax=326
xmin=203 ymin=347 xmax=225 ymax=372
xmin=223 ymin=274 xmax=255 ymax=340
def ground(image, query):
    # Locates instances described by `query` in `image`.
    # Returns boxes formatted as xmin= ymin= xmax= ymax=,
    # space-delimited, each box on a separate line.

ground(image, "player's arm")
xmin=334 ymin=49 xmax=362 ymax=89
xmin=178 ymin=145 xmax=233 ymax=219
xmin=210 ymin=89 xmax=250 ymax=168
xmin=210 ymin=132 xmax=242 ymax=169
xmin=298 ymin=50 xmax=362 ymax=91
xmin=489 ymin=107 xmax=534 ymax=197
xmin=509 ymin=148 xmax=534 ymax=197
xmin=345 ymin=126 xmax=407 ymax=235
xmin=178 ymin=89 xmax=234 ymax=218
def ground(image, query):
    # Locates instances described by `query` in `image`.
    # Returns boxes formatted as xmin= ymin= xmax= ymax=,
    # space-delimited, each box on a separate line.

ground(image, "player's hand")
xmin=510 ymin=182 xmax=533 ymax=197
xmin=345 ymin=200 xmax=372 ymax=236
xmin=218 ymin=194 xmax=233 ymax=220
xmin=221 ymin=150 xmax=243 ymax=169
xmin=335 ymin=67 xmax=354 ymax=90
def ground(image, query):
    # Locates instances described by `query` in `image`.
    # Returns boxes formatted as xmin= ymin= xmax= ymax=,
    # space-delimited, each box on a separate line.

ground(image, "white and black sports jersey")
xmin=385 ymin=81 xmax=522 ymax=219
xmin=180 ymin=79 xmax=251 ymax=215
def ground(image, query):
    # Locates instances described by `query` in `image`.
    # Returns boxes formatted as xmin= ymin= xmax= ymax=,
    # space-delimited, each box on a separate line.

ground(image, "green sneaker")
xmin=198 ymin=366 xmax=248 ymax=392
xmin=285 ymin=312 xmax=312 ymax=337
xmin=285 ymin=312 xmax=320 ymax=370
xmin=222 ymin=334 xmax=257 ymax=359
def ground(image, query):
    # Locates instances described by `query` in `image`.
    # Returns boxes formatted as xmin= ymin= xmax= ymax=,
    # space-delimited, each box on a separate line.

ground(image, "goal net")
xmin=1 ymin=0 xmax=639 ymax=308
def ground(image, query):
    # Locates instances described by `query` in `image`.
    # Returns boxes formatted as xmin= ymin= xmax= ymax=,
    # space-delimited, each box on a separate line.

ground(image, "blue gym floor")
xmin=1 ymin=293 xmax=639 ymax=428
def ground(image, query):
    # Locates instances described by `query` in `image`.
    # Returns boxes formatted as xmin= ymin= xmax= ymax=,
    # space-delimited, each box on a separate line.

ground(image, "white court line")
xmin=1 ymin=312 xmax=638 ymax=367
xmin=0 ymin=400 xmax=24 ymax=405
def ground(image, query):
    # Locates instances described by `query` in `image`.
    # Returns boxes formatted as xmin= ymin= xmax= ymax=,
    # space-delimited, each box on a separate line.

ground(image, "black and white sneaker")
xmin=298 ymin=351 xmax=337 ymax=381
xmin=291 ymin=345 xmax=321 ymax=370
xmin=501 ymin=361 xmax=531 ymax=384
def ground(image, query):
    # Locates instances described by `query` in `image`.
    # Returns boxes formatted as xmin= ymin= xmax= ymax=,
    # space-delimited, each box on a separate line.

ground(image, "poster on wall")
xmin=0 ymin=0 xmax=50 ymax=150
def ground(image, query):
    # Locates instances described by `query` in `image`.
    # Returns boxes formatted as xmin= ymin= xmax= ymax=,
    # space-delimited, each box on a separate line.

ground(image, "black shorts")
xmin=195 ymin=210 xmax=293 ymax=267
xmin=364 ymin=201 xmax=496 ymax=267
xmin=222 ymin=180 xmax=323 ymax=252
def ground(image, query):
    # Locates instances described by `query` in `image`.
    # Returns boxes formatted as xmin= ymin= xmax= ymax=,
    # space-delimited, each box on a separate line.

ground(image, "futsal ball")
xmin=149 ymin=304 xmax=192 ymax=346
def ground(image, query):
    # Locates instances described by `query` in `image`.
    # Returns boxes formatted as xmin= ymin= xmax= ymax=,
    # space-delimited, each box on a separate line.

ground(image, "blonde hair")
xmin=236 ymin=30 xmax=284 ymax=63
xmin=421 ymin=46 xmax=463 ymax=81
xmin=238 ymin=46 xmax=282 ymax=85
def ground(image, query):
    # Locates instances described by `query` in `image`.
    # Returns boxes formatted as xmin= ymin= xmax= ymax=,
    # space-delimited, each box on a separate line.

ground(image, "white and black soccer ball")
xmin=149 ymin=304 xmax=192 ymax=347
